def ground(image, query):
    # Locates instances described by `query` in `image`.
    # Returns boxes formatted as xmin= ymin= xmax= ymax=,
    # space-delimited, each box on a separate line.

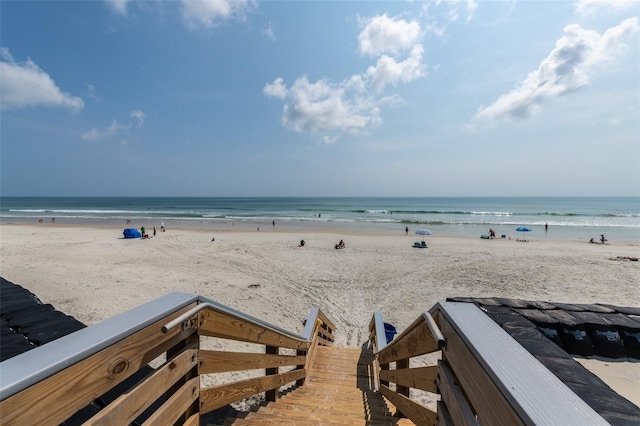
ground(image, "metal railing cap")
xmin=0 ymin=292 xmax=198 ymax=401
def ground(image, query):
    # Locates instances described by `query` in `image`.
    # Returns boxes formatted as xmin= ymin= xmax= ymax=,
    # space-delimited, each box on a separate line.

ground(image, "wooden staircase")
xmin=231 ymin=346 xmax=415 ymax=425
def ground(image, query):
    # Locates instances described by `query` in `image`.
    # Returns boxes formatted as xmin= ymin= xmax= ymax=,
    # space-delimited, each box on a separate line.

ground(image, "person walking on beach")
xmin=405 ymin=226 xmax=408 ymax=236
xmin=153 ymin=226 xmax=156 ymax=236
xmin=272 ymin=220 xmax=275 ymax=228
xmin=141 ymin=225 xmax=145 ymax=236
xmin=161 ymin=222 xmax=165 ymax=232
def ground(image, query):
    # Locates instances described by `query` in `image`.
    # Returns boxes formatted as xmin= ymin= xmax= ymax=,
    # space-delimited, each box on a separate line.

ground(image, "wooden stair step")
xmin=225 ymin=347 xmax=415 ymax=426
xmin=283 ymin=393 xmax=390 ymax=408
xmin=248 ymin=406 xmax=385 ymax=423
xmin=266 ymin=401 xmax=393 ymax=420
xmin=234 ymin=411 xmax=413 ymax=426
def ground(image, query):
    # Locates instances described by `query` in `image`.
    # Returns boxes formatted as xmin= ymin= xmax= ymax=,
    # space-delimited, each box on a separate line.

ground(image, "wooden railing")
xmin=368 ymin=310 xmax=444 ymax=425
xmin=370 ymin=302 xmax=608 ymax=426
xmin=0 ymin=293 xmax=335 ymax=425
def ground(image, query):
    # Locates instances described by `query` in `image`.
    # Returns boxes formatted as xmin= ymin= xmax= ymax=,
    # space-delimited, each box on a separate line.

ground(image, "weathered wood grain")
xmin=436 ymin=360 xmax=477 ymax=426
xmin=198 ymin=309 xmax=309 ymax=350
xmin=379 ymin=365 xmax=437 ymax=393
xmin=380 ymin=384 xmax=437 ymax=426
xmin=200 ymin=369 xmax=306 ymax=414
xmin=85 ymin=347 xmax=198 ymax=425
xmin=440 ymin=317 xmax=523 ymax=426
xmin=141 ymin=377 xmax=199 ymax=426
xmin=377 ymin=319 xmax=439 ymax=365
xmin=199 ymin=350 xmax=306 ymax=374
xmin=0 ymin=303 xmax=197 ymax=426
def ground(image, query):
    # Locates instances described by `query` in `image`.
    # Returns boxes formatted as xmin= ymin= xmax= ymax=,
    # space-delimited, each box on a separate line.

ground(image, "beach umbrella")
xmin=516 ymin=226 xmax=532 ymax=240
xmin=415 ymin=228 xmax=432 ymax=242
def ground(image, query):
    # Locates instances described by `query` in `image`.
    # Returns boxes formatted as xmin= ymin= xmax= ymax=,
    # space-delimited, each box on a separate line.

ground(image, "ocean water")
xmin=1 ymin=197 xmax=638 ymax=242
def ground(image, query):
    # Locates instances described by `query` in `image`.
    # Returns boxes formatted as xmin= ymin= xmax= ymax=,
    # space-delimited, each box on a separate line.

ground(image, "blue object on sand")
xmin=384 ymin=323 xmax=397 ymax=343
xmin=123 ymin=228 xmax=142 ymax=239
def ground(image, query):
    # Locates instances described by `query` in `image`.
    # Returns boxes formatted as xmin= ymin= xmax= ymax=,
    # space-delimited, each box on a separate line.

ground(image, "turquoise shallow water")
xmin=1 ymin=197 xmax=638 ymax=242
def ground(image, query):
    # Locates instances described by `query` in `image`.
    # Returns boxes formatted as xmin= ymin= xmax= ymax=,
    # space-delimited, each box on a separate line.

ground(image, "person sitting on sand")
xmin=590 ymin=238 xmax=595 ymax=243
xmin=489 ymin=228 xmax=496 ymax=238
xmin=335 ymin=240 xmax=345 ymax=249
xmin=299 ymin=240 xmax=305 ymax=247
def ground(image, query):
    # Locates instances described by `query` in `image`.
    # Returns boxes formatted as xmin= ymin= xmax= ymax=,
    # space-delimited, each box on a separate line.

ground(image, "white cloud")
xmin=86 ymin=84 xmax=97 ymax=100
xmin=0 ymin=48 xmax=84 ymax=112
xmin=474 ymin=18 xmax=639 ymax=121
xmin=131 ymin=109 xmax=145 ymax=127
xmin=82 ymin=120 xmax=131 ymax=142
xmin=358 ymin=14 xmax=421 ymax=57
xmin=265 ymin=14 xmax=428 ymax=141
xmin=265 ymin=76 xmax=382 ymax=135
xmin=575 ymin=0 xmax=639 ymax=17
xmin=263 ymin=21 xmax=276 ymax=41
xmin=107 ymin=0 xmax=130 ymax=16
xmin=365 ymin=44 xmax=425 ymax=92
xmin=180 ymin=0 xmax=252 ymax=30
xmin=82 ymin=109 xmax=145 ymax=141
xmin=263 ymin=77 xmax=288 ymax=99
xmin=322 ymin=135 xmax=340 ymax=145
xmin=447 ymin=0 xmax=478 ymax=23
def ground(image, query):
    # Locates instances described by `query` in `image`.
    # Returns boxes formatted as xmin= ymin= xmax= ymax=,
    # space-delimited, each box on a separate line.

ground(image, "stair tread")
xmin=223 ymin=347 xmax=415 ymax=426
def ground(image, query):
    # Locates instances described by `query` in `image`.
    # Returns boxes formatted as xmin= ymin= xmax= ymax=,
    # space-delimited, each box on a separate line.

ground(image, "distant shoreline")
xmin=2 ymin=220 xmax=638 ymax=245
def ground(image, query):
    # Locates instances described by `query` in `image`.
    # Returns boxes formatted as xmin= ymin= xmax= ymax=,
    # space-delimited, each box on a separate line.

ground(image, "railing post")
xmin=265 ymin=345 xmax=279 ymax=402
xmin=166 ymin=329 xmax=199 ymax=422
xmin=296 ymin=348 xmax=306 ymax=386
xmin=380 ymin=362 xmax=389 ymax=387
xmin=395 ymin=358 xmax=410 ymax=418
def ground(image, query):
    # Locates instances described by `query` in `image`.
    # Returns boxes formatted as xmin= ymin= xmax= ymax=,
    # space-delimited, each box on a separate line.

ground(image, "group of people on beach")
xmin=590 ymin=234 xmax=607 ymax=244
xmin=296 ymin=239 xmax=345 ymax=249
xmin=139 ymin=222 xmax=165 ymax=239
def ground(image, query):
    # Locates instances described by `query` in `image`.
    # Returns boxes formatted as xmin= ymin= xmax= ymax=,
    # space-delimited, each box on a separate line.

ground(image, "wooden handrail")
xmin=368 ymin=311 xmax=441 ymax=425
xmin=0 ymin=293 xmax=336 ymax=425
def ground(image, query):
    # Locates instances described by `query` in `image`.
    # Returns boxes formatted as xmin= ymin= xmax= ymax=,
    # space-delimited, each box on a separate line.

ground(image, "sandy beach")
xmin=1 ymin=222 xmax=639 ymax=405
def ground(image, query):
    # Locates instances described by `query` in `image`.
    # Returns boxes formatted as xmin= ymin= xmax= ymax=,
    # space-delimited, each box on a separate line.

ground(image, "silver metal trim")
xmin=0 ymin=292 xmax=198 ymax=401
xmin=437 ymin=301 xmax=608 ymax=425
xmin=302 ymin=307 xmax=319 ymax=340
xmin=423 ymin=311 xmax=446 ymax=349
xmin=373 ymin=312 xmax=388 ymax=352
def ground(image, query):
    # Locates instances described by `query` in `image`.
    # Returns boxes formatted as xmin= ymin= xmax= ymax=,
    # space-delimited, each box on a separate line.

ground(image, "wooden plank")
xmin=295 ymin=348 xmax=307 ymax=386
xmin=379 ymin=384 xmax=437 ymax=426
xmin=298 ymin=337 xmax=319 ymax=386
xmin=437 ymin=400 xmax=454 ymax=426
xmin=85 ymin=347 xmax=198 ymax=425
xmin=440 ymin=317 xmax=522 ymax=425
xmin=141 ymin=377 xmax=199 ymax=426
xmin=198 ymin=309 xmax=310 ymax=350
xmin=0 ymin=303 xmax=197 ymax=426
xmin=436 ymin=360 xmax=477 ymax=426
xmin=265 ymin=346 xmax=278 ymax=402
xmin=316 ymin=335 xmax=333 ymax=347
xmin=438 ymin=301 xmax=608 ymax=425
xmin=200 ymin=369 xmax=306 ymax=414
xmin=316 ymin=309 xmax=336 ymax=332
xmin=318 ymin=328 xmax=335 ymax=343
xmin=395 ymin=359 xmax=409 ymax=418
xmin=377 ymin=320 xmax=439 ymax=365
xmin=199 ymin=350 xmax=306 ymax=374
xmin=379 ymin=365 xmax=437 ymax=393
xmin=184 ymin=412 xmax=200 ymax=426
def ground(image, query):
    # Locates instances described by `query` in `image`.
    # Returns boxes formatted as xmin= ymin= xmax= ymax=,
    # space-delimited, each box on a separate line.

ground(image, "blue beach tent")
xmin=123 ymin=228 xmax=142 ymax=239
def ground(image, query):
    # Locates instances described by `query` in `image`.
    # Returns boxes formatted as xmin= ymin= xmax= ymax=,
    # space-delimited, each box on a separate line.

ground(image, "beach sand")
xmin=1 ymin=222 xmax=639 ymax=406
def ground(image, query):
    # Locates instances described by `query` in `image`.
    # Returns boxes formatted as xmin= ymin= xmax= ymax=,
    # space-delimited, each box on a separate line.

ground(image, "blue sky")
xmin=1 ymin=0 xmax=638 ymax=197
